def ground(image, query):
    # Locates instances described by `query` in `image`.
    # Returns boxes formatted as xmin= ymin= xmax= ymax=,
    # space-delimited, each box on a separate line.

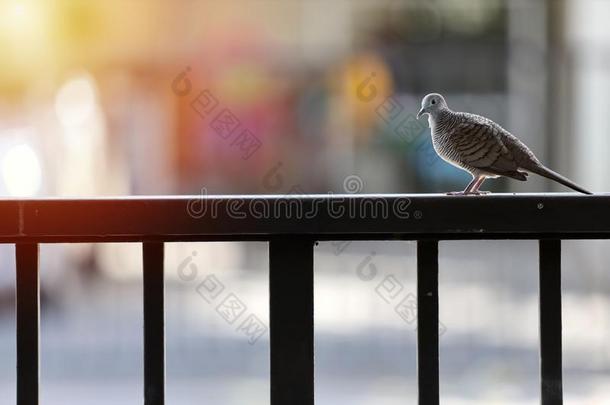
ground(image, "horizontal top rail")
xmin=0 ymin=193 xmax=608 ymax=242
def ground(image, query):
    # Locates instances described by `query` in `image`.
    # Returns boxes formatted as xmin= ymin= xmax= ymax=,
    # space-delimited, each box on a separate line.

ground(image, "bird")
xmin=417 ymin=93 xmax=592 ymax=195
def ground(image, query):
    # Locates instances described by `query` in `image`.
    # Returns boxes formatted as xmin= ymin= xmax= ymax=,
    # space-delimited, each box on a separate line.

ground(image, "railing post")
xmin=16 ymin=243 xmax=40 ymax=405
xmin=269 ymin=238 xmax=314 ymax=405
xmin=417 ymin=240 xmax=439 ymax=405
xmin=143 ymin=242 xmax=165 ymax=405
xmin=539 ymin=239 xmax=563 ymax=404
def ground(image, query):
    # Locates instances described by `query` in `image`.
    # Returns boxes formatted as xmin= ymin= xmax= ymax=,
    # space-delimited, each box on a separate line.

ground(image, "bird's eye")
xmin=431 ymin=99 xmax=436 ymax=105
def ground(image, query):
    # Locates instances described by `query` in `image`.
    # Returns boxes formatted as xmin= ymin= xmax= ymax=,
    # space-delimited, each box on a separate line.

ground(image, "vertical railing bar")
xmin=539 ymin=239 xmax=563 ymax=405
xmin=143 ymin=242 xmax=165 ymax=405
xmin=417 ymin=240 xmax=439 ymax=405
xmin=269 ymin=238 xmax=314 ymax=405
xmin=16 ymin=243 xmax=40 ymax=405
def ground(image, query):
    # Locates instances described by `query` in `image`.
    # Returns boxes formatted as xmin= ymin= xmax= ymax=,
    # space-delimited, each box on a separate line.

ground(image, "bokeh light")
xmin=54 ymin=73 xmax=98 ymax=127
xmin=1 ymin=142 xmax=42 ymax=197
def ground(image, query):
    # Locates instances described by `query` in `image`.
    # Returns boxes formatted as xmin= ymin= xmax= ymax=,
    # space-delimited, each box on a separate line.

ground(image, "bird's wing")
xmin=451 ymin=117 xmax=520 ymax=176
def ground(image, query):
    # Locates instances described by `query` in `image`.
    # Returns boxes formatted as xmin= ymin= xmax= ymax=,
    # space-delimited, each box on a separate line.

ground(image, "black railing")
xmin=5 ymin=193 xmax=610 ymax=405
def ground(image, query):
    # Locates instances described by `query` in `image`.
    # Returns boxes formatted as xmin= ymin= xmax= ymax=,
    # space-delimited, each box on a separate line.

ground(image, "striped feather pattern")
xmin=431 ymin=109 xmax=533 ymax=180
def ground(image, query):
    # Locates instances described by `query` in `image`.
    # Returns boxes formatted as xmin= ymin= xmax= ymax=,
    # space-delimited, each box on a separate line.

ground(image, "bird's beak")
xmin=417 ymin=108 xmax=425 ymax=119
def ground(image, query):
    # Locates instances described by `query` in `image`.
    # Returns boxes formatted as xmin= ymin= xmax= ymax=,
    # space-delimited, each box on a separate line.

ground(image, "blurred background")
xmin=0 ymin=0 xmax=609 ymax=403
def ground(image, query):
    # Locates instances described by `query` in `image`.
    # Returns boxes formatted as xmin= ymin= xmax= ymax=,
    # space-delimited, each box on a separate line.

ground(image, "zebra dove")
xmin=417 ymin=93 xmax=592 ymax=195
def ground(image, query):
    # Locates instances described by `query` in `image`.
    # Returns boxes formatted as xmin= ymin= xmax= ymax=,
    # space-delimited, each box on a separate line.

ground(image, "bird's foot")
xmin=446 ymin=190 xmax=491 ymax=196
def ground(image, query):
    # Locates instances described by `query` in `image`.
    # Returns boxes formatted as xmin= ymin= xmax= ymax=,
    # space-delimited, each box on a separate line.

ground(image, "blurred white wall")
xmin=567 ymin=0 xmax=610 ymax=192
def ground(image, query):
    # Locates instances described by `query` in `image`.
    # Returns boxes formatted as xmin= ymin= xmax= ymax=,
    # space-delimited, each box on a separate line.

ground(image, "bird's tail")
xmin=526 ymin=164 xmax=592 ymax=195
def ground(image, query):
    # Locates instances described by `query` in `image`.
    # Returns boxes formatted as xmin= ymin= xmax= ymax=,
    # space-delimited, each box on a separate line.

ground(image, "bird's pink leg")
xmin=447 ymin=175 xmax=489 ymax=195
xmin=447 ymin=176 xmax=477 ymax=195
xmin=467 ymin=176 xmax=490 ymax=195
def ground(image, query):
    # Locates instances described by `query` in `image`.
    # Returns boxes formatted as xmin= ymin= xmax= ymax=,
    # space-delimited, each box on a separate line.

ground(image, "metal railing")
xmin=5 ymin=193 xmax=610 ymax=405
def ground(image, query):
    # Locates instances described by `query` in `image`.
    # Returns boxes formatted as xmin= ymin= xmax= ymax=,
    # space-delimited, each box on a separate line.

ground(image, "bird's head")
xmin=417 ymin=93 xmax=447 ymax=119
